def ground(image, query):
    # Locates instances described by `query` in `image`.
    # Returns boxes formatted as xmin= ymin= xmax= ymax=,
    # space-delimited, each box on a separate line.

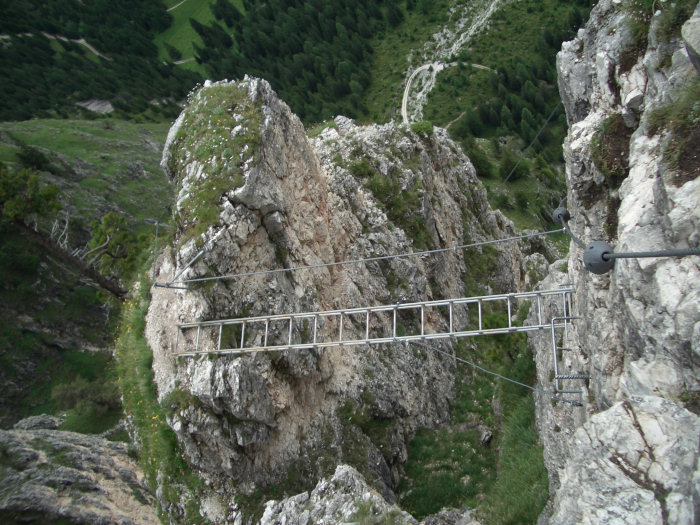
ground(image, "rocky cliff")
xmin=146 ymin=77 xmax=541 ymax=521
xmin=0 ymin=415 xmax=157 ymax=524
xmin=530 ymin=1 xmax=700 ymax=523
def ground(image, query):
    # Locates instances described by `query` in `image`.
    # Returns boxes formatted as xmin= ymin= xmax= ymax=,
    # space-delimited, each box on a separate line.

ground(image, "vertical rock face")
xmin=533 ymin=1 xmax=700 ymax=522
xmin=147 ymin=77 xmax=530 ymax=516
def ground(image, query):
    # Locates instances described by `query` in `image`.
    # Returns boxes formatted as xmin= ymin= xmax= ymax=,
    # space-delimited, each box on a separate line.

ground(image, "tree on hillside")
xmin=0 ymin=164 xmax=128 ymax=299
xmin=211 ymin=0 xmax=241 ymax=28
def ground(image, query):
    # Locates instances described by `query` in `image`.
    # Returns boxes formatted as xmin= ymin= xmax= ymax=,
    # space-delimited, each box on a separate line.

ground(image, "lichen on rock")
xmin=0 ymin=422 xmax=157 ymax=524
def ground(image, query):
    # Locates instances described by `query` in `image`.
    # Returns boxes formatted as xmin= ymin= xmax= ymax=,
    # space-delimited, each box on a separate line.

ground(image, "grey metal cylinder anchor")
xmin=583 ymin=241 xmax=615 ymax=274
xmin=552 ymin=207 xmax=571 ymax=224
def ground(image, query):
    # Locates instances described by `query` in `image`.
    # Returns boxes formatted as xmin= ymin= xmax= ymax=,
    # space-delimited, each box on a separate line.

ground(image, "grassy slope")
xmin=0 ymin=119 xmax=172 ymax=430
xmin=155 ymin=0 xmax=213 ymax=66
xmin=0 ymin=114 xmax=208 ymax=517
xmin=360 ymin=0 xmax=451 ymax=124
xmin=115 ymin=273 xmax=206 ymax=521
xmin=425 ymin=0 xmax=575 ymax=123
xmin=420 ymin=0 xmax=585 ymax=231
xmin=397 ymin=304 xmax=549 ymax=522
xmin=0 ymin=119 xmax=171 ymax=233
xmin=154 ymin=0 xmax=244 ymax=76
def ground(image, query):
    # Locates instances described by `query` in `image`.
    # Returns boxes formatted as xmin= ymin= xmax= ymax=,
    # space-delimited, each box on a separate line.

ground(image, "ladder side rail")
xmin=175 ymin=288 xmax=576 ymax=330
xmin=421 ymin=304 xmax=425 ymax=336
xmin=478 ymin=299 xmax=483 ymax=332
xmin=365 ymin=310 xmax=370 ymax=342
xmin=507 ymin=295 xmax=512 ymax=328
xmin=174 ymin=321 xmax=568 ymax=357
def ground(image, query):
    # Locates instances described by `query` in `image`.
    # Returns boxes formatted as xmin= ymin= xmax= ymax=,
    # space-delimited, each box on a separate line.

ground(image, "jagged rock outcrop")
xmin=261 ymin=464 xmax=417 ymax=525
xmin=0 ymin=417 xmax=157 ymax=524
xmin=147 ymin=76 xmax=535 ymax=519
xmin=531 ymin=1 xmax=700 ymax=522
xmin=261 ymin=462 xmax=482 ymax=525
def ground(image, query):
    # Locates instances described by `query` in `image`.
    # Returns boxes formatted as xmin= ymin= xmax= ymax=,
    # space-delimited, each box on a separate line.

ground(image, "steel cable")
xmin=409 ymin=340 xmax=583 ymax=407
xmin=160 ymin=228 xmax=565 ymax=286
xmin=604 ymin=247 xmax=700 ymax=260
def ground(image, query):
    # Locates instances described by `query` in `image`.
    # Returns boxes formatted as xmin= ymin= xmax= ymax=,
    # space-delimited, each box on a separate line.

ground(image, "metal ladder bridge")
xmin=175 ymin=287 xmax=575 ymax=355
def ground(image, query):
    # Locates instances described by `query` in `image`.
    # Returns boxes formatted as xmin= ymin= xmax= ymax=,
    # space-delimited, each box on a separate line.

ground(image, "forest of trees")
xmin=191 ymin=0 xmax=411 ymax=122
xmin=444 ymin=0 xmax=592 ymax=163
xmin=0 ymin=0 xmax=417 ymax=122
xmin=0 ymin=0 xmax=198 ymax=120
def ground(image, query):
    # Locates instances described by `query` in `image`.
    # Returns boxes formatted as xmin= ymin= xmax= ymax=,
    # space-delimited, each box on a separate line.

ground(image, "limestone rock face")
xmin=549 ymin=396 xmax=700 ymax=525
xmin=261 ymin=464 xmax=417 ymax=525
xmin=148 ymin=77 xmax=530 ymax=516
xmin=682 ymin=3 xmax=700 ymax=73
xmin=533 ymin=0 xmax=700 ymax=522
xmin=0 ymin=425 xmax=157 ymax=524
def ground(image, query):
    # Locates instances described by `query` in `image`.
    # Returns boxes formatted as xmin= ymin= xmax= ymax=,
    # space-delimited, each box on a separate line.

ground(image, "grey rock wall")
xmin=0 ymin=419 xmax=157 ymax=524
xmin=533 ymin=0 xmax=700 ymax=522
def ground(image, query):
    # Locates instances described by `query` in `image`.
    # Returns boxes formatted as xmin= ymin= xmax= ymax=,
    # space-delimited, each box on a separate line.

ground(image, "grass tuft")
xmin=647 ymin=78 xmax=700 ymax=185
xmin=170 ymin=82 xmax=262 ymax=246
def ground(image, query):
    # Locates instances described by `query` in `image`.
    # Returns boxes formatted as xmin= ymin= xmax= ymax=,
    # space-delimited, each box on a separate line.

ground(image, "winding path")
xmin=400 ymin=0 xmax=504 ymax=124
xmin=167 ymin=0 xmax=190 ymax=12
xmin=40 ymin=32 xmax=112 ymax=61
xmin=401 ymin=63 xmax=441 ymax=124
xmin=401 ymin=62 xmax=494 ymax=125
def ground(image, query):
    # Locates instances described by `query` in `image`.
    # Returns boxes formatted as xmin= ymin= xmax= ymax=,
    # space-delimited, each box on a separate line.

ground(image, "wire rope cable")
xmin=408 ymin=340 xmax=582 ymax=406
xmin=161 ymin=228 xmax=565 ymax=286
xmin=604 ymin=247 xmax=700 ymax=260
xmin=553 ymin=205 xmax=699 ymax=273
xmin=558 ymin=217 xmax=586 ymax=249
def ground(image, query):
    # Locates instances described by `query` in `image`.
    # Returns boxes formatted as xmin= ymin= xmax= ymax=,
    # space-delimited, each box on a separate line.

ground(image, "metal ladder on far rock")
xmin=550 ymin=287 xmax=589 ymax=401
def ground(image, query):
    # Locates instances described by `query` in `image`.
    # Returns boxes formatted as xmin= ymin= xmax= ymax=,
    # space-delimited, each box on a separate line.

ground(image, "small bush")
xmin=619 ymin=0 xmax=654 ymax=72
xmin=17 ymin=144 xmax=52 ymax=172
xmin=52 ymin=376 xmax=121 ymax=412
xmin=349 ymin=158 xmax=376 ymax=179
xmin=590 ymin=113 xmax=631 ymax=187
xmin=515 ymin=191 xmax=529 ymax=210
xmin=654 ymin=0 xmax=696 ymax=44
xmin=411 ymin=120 xmax=434 ymax=137
xmin=499 ymin=149 xmax=530 ymax=182
xmin=466 ymin=145 xmax=494 ymax=179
